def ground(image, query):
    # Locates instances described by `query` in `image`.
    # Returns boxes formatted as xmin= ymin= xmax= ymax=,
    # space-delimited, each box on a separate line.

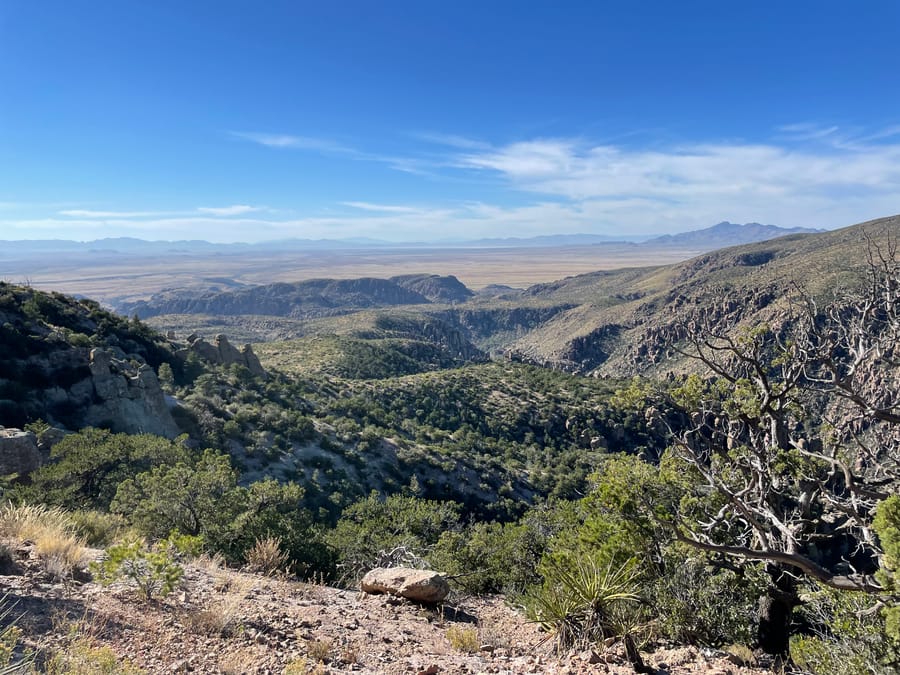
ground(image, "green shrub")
xmin=91 ymin=538 xmax=184 ymax=601
xmin=111 ymin=449 xmax=242 ymax=541
xmin=18 ymin=429 xmax=190 ymax=510
xmin=792 ymin=585 xmax=900 ymax=674
xmin=70 ymin=510 xmax=128 ymax=547
xmin=874 ymin=495 xmax=900 ymax=643
xmin=327 ymin=493 xmax=460 ymax=584
xmin=649 ymin=548 xmax=761 ymax=646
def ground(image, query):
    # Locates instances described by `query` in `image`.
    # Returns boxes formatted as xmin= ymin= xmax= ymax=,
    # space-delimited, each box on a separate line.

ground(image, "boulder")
xmin=360 ymin=567 xmax=450 ymax=603
xmin=0 ymin=428 xmax=41 ymax=475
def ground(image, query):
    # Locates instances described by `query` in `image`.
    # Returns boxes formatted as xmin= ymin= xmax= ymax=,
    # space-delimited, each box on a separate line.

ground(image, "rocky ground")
xmin=2 ymin=544 xmax=775 ymax=674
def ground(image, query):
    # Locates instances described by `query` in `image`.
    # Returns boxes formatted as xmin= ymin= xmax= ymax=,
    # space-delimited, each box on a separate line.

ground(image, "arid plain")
xmin=1 ymin=243 xmax=703 ymax=308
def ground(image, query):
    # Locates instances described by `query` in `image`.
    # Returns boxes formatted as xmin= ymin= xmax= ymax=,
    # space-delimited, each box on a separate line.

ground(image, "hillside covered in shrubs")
xmin=2 ymin=225 xmax=900 ymax=673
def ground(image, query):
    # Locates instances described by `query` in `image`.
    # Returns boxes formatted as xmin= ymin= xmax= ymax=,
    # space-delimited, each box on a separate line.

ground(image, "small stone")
xmin=170 ymin=659 xmax=189 ymax=672
xmin=585 ymin=650 xmax=602 ymax=664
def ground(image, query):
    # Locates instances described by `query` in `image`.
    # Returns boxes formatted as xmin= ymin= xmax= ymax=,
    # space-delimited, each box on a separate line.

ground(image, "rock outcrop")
xmin=82 ymin=348 xmax=180 ymax=438
xmin=0 ymin=428 xmax=41 ymax=476
xmin=361 ymin=567 xmax=450 ymax=603
xmin=182 ymin=334 xmax=267 ymax=378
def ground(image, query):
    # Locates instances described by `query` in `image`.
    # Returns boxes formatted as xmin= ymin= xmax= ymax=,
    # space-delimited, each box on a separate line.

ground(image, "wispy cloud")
xmin=59 ymin=209 xmax=170 ymax=218
xmin=229 ymin=130 xmax=437 ymax=176
xmin=196 ymin=204 xmax=266 ymax=216
xmin=229 ymin=131 xmax=354 ymax=154
xmin=776 ymin=122 xmax=841 ymax=141
xmin=411 ymin=131 xmax=492 ymax=150
xmin=11 ymin=124 xmax=900 ymax=242
xmin=341 ymin=201 xmax=421 ymax=214
xmin=452 ymin=130 xmax=900 ymax=214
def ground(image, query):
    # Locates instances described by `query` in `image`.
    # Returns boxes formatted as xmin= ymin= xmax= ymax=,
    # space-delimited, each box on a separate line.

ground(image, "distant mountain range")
xmin=644 ymin=221 xmax=823 ymax=247
xmin=123 ymin=215 xmax=898 ymax=379
xmin=0 ymin=222 xmax=822 ymax=257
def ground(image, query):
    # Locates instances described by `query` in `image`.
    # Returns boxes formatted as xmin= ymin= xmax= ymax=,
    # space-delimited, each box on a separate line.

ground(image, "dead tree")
xmin=667 ymin=237 xmax=899 ymax=657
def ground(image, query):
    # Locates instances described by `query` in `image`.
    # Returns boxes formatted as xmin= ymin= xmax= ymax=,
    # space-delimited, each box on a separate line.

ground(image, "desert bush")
xmin=111 ymin=449 xmax=241 ymax=541
xmin=17 ymin=429 xmax=190 ymax=510
xmin=91 ymin=538 xmax=183 ymax=601
xmin=648 ymin=548 xmax=762 ymax=646
xmin=430 ymin=505 xmax=568 ymax=595
xmin=327 ymin=493 xmax=460 ymax=584
xmin=874 ymin=495 xmax=900 ymax=644
xmin=791 ymin=586 xmax=900 ymax=675
xmin=244 ymin=536 xmax=288 ymax=576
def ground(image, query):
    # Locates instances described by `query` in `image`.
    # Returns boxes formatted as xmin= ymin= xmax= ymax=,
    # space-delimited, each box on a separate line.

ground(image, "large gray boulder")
xmin=360 ymin=567 xmax=450 ymax=603
xmin=0 ymin=428 xmax=41 ymax=476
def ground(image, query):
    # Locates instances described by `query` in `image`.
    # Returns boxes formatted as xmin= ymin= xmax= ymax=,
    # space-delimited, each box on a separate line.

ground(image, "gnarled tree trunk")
xmin=756 ymin=565 xmax=799 ymax=658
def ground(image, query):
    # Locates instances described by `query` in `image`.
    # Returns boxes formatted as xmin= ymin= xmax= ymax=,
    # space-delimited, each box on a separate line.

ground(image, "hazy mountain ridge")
xmin=645 ymin=221 xmax=823 ymax=247
xmin=0 ymin=221 xmax=821 ymax=257
xmin=131 ymin=216 xmax=897 ymax=378
xmin=507 ymin=215 xmax=897 ymax=375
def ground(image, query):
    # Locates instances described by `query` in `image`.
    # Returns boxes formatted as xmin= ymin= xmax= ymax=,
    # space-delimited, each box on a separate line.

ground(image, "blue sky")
xmin=1 ymin=1 xmax=899 ymax=242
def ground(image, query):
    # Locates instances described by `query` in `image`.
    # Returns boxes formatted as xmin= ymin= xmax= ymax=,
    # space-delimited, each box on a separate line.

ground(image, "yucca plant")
xmin=0 ymin=594 xmax=33 ymax=674
xmin=524 ymin=556 xmax=642 ymax=651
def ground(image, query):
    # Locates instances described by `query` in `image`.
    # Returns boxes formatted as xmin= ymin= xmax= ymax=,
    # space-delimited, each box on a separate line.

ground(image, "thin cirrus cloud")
xmin=58 ymin=209 xmax=172 ymax=218
xmin=25 ymin=124 xmax=899 ymax=242
xmin=229 ymin=131 xmax=355 ymax=154
xmin=341 ymin=201 xmax=422 ymax=214
xmin=196 ymin=204 xmax=267 ymax=216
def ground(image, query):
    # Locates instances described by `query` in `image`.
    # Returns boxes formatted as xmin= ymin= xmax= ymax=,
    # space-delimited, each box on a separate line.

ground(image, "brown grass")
xmin=0 ymin=503 xmax=86 ymax=580
xmin=244 ymin=536 xmax=289 ymax=576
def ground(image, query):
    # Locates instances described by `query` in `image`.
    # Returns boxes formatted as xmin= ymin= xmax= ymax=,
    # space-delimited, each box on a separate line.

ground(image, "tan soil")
xmin=2 ymin=545 xmax=774 ymax=674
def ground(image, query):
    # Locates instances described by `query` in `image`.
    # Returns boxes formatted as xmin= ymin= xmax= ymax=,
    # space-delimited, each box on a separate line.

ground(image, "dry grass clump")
xmin=184 ymin=573 xmax=254 ymax=637
xmin=244 ymin=535 xmax=289 ymax=576
xmin=305 ymin=638 xmax=332 ymax=663
xmin=446 ymin=625 xmax=479 ymax=653
xmin=43 ymin=609 xmax=144 ymax=674
xmin=35 ymin=536 xmax=88 ymax=582
xmin=282 ymin=655 xmax=327 ymax=675
xmin=0 ymin=502 xmax=86 ymax=580
xmin=0 ymin=502 xmax=72 ymax=541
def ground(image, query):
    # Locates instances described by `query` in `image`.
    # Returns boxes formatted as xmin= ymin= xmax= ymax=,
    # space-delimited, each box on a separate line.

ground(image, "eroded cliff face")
xmin=1 ymin=344 xmax=179 ymax=438
xmin=82 ymin=348 xmax=180 ymax=437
